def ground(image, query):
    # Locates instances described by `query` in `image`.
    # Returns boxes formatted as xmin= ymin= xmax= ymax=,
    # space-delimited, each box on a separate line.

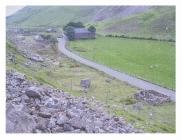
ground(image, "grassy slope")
xmin=7 ymin=6 xmax=175 ymax=40
xmin=69 ymin=36 xmax=175 ymax=90
xmin=7 ymin=6 xmax=100 ymax=27
xmin=95 ymin=6 xmax=175 ymax=40
xmin=6 ymin=41 xmax=175 ymax=133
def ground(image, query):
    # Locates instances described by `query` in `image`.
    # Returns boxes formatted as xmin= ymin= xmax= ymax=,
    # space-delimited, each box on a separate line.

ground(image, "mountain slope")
xmin=7 ymin=6 xmax=175 ymax=40
xmin=95 ymin=6 xmax=175 ymax=40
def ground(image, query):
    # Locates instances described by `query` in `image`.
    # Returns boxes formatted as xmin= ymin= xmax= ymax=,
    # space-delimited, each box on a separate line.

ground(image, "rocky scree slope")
xmin=6 ymin=70 xmax=140 ymax=133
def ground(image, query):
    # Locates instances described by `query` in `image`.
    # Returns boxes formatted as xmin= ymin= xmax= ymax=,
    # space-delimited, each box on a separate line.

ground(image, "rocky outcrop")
xmin=21 ymin=50 xmax=44 ymax=62
xmin=134 ymin=90 xmax=171 ymax=105
xmin=6 ymin=70 xmax=140 ymax=133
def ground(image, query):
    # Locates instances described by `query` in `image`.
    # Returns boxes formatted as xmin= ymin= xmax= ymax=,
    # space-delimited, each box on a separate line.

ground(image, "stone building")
xmin=73 ymin=28 xmax=95 ymax=39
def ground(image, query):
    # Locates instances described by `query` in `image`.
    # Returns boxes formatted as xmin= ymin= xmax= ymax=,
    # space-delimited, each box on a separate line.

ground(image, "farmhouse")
xmin=74 ymin=28 xmax=95 ymax=39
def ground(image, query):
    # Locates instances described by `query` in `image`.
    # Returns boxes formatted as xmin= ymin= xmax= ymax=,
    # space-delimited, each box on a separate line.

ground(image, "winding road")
xmin=58 ymin=36 xmax=175 ymax=101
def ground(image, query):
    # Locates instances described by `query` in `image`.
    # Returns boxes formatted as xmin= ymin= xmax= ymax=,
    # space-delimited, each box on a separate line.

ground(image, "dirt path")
xmin=57 ymin=36 xmax=175 ymax=101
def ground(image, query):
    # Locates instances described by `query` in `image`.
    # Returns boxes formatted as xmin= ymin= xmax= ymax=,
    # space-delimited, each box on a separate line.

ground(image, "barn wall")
xmin=74 ymin=32 xmax=95 ymax=39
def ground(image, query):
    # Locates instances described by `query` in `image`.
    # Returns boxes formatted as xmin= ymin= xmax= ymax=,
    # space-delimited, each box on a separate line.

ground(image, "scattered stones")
xmin=21 ymin=50 xmax=44 ymax=62
xmin=24 ymin=61 xmax=32 ymax=67
xmin=6 ymin=70 xmax=139 ymax=133
xmin=80 ymin=79 xmax=91 ymax=89
xmin=134 ymin=90 xmax=170 ymax=105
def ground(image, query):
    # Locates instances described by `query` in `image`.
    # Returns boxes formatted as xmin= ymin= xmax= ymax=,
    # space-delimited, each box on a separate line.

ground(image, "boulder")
xmin=21 ymin=94 xmax=30 ymax=103
xmin=38 ymin=112 xmax=52 ymax=118
xmin=68 ymin=117 xmax=86 ymax=130
xmin=30 ymin=54 xmax=44 ymax=62
xmin=63 ymin=123 xmax=74 ymax=131
xmin=25 ymin=86 xmax=42 ymax=100
xmin=80 ymin=79 xmax=91 ymax=89
xmin=56 ymin=113 xmax=68 ymax=125
xmin=47 ymin=117 xmax=56 ymax=129
xmin=44 ymin=97 xmax=59 ymax=108
xmin=35 ymin=117 xmax=50 ymax=133
xmin=13 ymin=71 xmax=25 ymax=82
xmin=66 ymin=109 xmax=80 ymax=118
xmin=6 ymin=103 xmax=36 ymax=133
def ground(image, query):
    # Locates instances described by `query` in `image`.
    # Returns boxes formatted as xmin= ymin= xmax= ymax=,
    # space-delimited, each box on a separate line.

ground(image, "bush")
xmin=64 ymin=26 xmax=75 ymax=40
xmin=105 ymin=34 xmax=175 ymax=42
xmin=63 ymin=21 xmax=85 ymax=31
xmin=88 ymin=25 xmax=96 ymax=33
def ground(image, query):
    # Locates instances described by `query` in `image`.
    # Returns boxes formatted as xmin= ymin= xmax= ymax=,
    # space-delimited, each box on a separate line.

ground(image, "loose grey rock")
xmin=38 ymin=112 xmax=52 ymax=118
xmin=68 ymin=117 xmax=85 ymax=129
xmin=63 ymin=123 xmax=74 ymax=131
xmin=13 ymin=71 xmax=25 ymax=82
xmin=56 ymin=113 xmax=68 ymax=125
xmin=6 ymin=70 xmax=140 ymax=133
xmin=21 ymin=50 xmax=44 ymax=62
xmin=66 ymin=109 xmax=80 ymax=118
xmin=47 ymin=117 xmax=56 ymax=129
xmin=21 ymin=94 xmax=30 ymax=103
xmin=25 ymin=86 xmax=42 ymax=100
xmin=134 ymin=90 xmax=170 ymax=105
xmin=6 ymin=103 xmax=36 ymax=133
xmin=45 ymin=97 xmax=59 ymax=108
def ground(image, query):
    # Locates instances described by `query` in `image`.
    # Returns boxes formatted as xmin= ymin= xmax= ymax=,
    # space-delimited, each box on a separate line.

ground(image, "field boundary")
xmin=105 ymin=34 xmax=175 ymax=42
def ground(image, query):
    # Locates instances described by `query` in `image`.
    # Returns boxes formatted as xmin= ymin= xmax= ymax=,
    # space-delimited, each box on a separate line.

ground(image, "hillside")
xmin=6 ymin=30 xmax=175 ymax=133
xmin=6 ymin=6 xmax=175 ymax=40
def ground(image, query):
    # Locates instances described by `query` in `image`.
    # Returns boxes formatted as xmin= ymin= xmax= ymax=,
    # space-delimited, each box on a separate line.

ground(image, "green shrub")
xmin=88 ymin=25 xmax=96 ymax=33
xmin=64 ymin=26 xmax=75 ymax=40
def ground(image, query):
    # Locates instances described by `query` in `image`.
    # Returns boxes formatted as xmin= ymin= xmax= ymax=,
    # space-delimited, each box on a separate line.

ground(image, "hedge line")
xmin=105 ymin=34 xmax=175 ymax=42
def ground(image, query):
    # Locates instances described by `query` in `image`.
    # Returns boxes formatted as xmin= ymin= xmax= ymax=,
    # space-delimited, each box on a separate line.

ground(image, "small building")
xmin=74 ymin=28 xmax=95 ymax=40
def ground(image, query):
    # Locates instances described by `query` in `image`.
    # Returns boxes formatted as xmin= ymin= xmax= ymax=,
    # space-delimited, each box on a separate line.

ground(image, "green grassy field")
xmin=69 ymin=36 xmax=175 ymax=90
xmin=6 ymin=41 xmax=175 ymax=133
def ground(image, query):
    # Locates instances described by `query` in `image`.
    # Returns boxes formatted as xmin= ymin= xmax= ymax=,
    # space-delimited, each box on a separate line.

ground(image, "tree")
xmin=64 ymin=26 xmax=75 ymax=40
xmin=76 ymin=22 xmax=85 ymax=28
xmin=88 ymin=25 xmax=96 ymax=33
xmin=63 ymin=21 xmax=85 ymax=31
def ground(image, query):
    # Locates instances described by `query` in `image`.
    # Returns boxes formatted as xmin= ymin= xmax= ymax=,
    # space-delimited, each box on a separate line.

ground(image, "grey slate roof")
xmin=74 ymin=28 xmax=91 ymax=33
